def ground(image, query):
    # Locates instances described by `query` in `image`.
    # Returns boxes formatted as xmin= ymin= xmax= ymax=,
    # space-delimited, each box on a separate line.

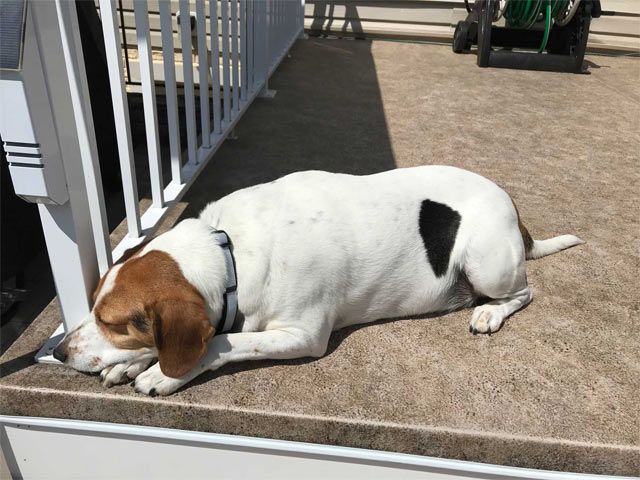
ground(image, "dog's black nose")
xmin=52 ymin=347 xmax=67 ymax=362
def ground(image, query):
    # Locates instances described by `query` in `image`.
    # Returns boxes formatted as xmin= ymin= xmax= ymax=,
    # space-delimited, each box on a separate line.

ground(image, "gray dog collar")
xmin=209 ymin=229 xmax=238 ymax=334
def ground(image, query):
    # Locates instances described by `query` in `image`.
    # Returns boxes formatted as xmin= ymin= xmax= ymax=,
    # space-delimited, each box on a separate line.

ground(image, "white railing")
xmin=1 ymin=0 xmax=303 ymax=362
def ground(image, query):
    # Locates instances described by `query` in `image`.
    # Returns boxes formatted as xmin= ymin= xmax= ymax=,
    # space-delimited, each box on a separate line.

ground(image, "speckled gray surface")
xmin=1 ymin=39 xmax=639 ymax=476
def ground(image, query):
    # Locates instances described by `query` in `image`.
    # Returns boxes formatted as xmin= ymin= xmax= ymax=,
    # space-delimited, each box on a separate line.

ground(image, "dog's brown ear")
xmin=151 ymin=300 xmax=214 ymax=378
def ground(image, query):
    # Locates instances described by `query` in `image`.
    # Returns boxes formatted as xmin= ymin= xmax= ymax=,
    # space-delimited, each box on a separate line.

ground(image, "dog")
xmin=53 ymin=166 xmax=583 ymax=396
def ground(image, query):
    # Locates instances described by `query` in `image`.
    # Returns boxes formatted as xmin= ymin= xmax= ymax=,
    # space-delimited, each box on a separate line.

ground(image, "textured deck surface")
xmin=1 ymin=39 xmax=639 ymax=476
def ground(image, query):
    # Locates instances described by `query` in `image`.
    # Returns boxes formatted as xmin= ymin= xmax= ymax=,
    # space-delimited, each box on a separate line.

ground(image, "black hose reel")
xmin=453 ymin=0 xmax=603 ymax=73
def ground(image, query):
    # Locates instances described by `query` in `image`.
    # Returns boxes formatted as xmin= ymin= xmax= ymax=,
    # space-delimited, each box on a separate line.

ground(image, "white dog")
xmin=53 ymin=166 xmax=583 ymax=396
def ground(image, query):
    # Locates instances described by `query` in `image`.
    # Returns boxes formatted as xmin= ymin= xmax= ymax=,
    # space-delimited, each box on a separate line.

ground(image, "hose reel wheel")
xmin=453 ymin=21 xmax=473 ymax=53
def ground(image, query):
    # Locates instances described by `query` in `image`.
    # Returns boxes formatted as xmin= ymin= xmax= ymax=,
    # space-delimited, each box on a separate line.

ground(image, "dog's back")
xmin=200 ymin=166 xmax=538 ymax=326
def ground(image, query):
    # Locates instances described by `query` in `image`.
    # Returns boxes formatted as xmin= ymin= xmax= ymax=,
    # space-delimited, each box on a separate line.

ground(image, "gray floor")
xmin=1 ymin=39 xmax=639 ymax=475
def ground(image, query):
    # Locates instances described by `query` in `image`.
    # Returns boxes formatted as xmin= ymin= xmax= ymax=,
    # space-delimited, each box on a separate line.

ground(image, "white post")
xmin=53 ymin=0 xmax=112 ymax=275
xmin=195 ymin=0 xmax=211 ymax=147
xmin=179 ymin=0 xmax=198 ymax=165
xmin=159 ymin=0 xmax=183 ymax=186
xmin=258 ymin=0 xmax=276 ymax=98
xmin=134 ymin=0 xmax=165 ymax=208
xmin=210 ymin=0 xmax=222 ymax=135
xmin=221 ymin=0 xmax=232 ymax=125
xmin=231 ymin=0 xmax=240 ymax=112
xmin=21 ymin=1 xmax=105 ymax=359
xmin=99 ymin=0 xmax=142 ymax=238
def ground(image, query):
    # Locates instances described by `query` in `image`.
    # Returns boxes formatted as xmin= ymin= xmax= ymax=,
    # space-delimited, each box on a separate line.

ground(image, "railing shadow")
xmin=177 ymin=36 xmax=396 ymax=219
xmin=170 ymin=36 xmax=401 ymax=392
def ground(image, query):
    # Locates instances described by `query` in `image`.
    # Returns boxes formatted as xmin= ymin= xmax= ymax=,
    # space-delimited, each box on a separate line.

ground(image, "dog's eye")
xmin=130 ymin=312 xmax=149 ymax=333
xmin=96 ymin=315 xmax=129 ymax=335
xmin=107 ymin=323 xmax=129 ymax=335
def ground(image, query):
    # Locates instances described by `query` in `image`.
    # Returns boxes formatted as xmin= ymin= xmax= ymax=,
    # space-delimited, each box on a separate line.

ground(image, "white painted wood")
xmin=247 ymin=0 xmax=254 ymax=91
xmin=221 ymin=0 xmax=232 ymax=125
xmin=240 ymin=0 xmax=247 ymax=101
xmin=159 ymin=0 xmax=183 ymax=186
xmin=110 ymin=24 xmax=298 ymax=260
xmin=99 ymin=0 xmax=142 ymax=238
xmin=303 ymin=0 xmax=639 ymax=52
xmin=134 ymin=0 xmax=165 ymax=208
xmin=16 ymin=1 xmax=105 ymax=338
xmin=25 ymin=0 xmax=302 ymax=356
xmin=231 ymin=0 xmax=240 ymax=112
xmin=54 ymin=0 xmax=112 ymax=274
xmin=196 ymin=0 xmax=211 ymax=148
xmin=98 ymin=0 xmax=638 ymax=56
xmin=1 ymin=416 xmax=632 ymax=480
xmin=258 ymin=0 xmax=268 ymax=84
xmin=179 ymin=0 xmax=198 ymax=165
xmin=210 ymin=0 xmax=223 ymax=134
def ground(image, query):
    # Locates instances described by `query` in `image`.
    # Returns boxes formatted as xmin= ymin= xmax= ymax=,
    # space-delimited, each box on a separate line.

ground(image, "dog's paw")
xmin=133 ymin=363 xmax=188 ymax=396
xmin=469 ymin=304 xmax=504 ymax=335
xmin=100 ymin=357 xmax=154 ymax=388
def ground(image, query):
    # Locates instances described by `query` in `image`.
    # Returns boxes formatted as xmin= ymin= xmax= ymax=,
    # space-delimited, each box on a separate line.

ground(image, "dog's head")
xmin=54 ymin=222 xmax=219 ymax=378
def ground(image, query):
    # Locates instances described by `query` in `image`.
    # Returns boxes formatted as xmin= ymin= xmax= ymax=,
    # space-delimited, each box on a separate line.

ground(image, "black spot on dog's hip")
xmin=418 ymin=200 xmax=461 ymax=277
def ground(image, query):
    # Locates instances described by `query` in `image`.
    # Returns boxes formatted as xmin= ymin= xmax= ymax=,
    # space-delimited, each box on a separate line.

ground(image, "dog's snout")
xmin=52 ymin=346 xmax=67 ymax=362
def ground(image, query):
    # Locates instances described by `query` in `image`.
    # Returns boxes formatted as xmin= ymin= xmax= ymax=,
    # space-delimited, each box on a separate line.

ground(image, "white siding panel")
xmin=304 ymin=0 xmax=640 ymax=53
xmin=92 ymin=0 xmax=638 ymax=87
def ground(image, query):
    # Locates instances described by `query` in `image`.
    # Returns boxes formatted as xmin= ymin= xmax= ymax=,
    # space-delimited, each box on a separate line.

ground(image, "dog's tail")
xmin=517 ymin=211 xmax=584 ymax=260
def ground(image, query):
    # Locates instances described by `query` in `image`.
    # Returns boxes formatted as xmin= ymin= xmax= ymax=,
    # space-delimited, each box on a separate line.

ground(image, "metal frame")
xmin=1 ymin=416 xmax=629 ymax=480
xmin=453 ymin=0 xmax=600 ymax=73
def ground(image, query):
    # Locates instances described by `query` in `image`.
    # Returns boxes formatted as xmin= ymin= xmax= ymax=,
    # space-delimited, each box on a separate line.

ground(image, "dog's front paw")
xmin=133 ymin=363 xmax=188 ymax=396
xmin=100 ymin=357 xmax=154 ymax=388
xmin=469 ymin=304 xmax=505 ymax=335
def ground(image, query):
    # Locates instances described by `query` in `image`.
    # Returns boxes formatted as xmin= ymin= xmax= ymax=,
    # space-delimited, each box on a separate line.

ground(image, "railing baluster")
xmin=54 ymin=0 xmax=112 ymax=274
xmin=254 ymin=0 xmax=265 ymax=87
xmin=276 ymin=0 xmax=280 ymax=57
xmin=247 ymin=0 xmax=254 ymax=92
xmin=221 ymin=0 xmax=231 ymax=125
xmin=134 ymin=0 xmax=164 ymax=208
xmin=231 ymin=0 xmax=240 ymax=113
xmin=99 ymin=0 xmax=141 ymax=238
xmin=240 ymin=0 xmax=247 ymax=102
xmin=179 ymin=0 xmax=198 ymax=165
xmin=196 ymin=0 xmax=211 ymax=146
xmin=210 ymin=0 xmax=222 ymax=135
xmin=159 ymin=0 xmax=183 ymax=185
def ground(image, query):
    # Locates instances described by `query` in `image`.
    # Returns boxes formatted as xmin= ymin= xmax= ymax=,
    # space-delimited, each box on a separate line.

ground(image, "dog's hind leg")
xmin=464 ymin=223 xmax=532 ymax=335
xmin=134 ymin=323 xmax=331 ymax=396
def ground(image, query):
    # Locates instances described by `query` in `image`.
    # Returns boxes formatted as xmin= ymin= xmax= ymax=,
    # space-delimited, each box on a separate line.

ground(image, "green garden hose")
xmin=503 ymin=0 xmax=571 ymax=52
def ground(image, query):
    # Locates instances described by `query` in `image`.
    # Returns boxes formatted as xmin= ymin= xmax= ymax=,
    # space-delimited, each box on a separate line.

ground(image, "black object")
xmin=418 ymin=200 xmax=461 ymax=278
xmin=76 ymin=0 xmax=122 ymax=191
xmin=452 ymin=0 xmax=603 ymax=73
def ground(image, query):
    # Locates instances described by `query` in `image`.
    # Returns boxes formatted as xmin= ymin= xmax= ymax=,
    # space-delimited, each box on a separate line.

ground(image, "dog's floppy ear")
xmin=151 ymin=300 xmax=214 ymax=378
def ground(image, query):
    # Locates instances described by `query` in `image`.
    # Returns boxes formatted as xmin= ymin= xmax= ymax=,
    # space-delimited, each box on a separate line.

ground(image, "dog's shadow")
xmin=181 ymin=306 xmax=481 ymax=394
